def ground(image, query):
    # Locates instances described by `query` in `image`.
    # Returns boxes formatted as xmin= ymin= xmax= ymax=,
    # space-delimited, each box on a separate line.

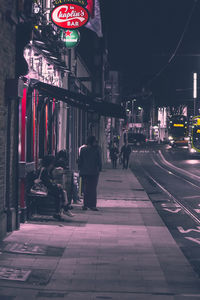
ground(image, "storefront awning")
xmin=30 ymin=80 xmax=126 ymax=119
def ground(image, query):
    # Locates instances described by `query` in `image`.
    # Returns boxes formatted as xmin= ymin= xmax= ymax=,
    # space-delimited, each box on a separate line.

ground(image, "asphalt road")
xmin=130 ymin=143 xmax=200 ymax=278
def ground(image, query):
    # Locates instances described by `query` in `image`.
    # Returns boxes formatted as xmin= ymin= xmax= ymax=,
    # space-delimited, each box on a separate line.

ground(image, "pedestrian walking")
xmin=78 ymin=136 xmax=102 ymax=211
xmin=109 ymin=143 xmax=119 ymax=169
xmin=120 ymin=142 xmax=132 ymax=169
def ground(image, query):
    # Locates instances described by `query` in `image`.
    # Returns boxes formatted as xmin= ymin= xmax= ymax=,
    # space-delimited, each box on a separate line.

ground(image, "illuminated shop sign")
xmin=61 ymin=29 xmax=80 ymax=48
xmin=173 ymin=124 xmax=184 ymax=127
xmin=53 ymin=0 xmax=87 ymax=7
xmin=193 ymin=117 xmax=200 ymax=126
xmin=51 ymin=4 xmax=89 ymax=29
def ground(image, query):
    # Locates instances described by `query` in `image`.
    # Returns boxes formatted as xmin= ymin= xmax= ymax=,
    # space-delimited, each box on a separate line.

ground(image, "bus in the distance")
xmin=168 ymin=115 xmax=188 ymax=147
xmin=188 ymin=115 xmax=200 ymax=154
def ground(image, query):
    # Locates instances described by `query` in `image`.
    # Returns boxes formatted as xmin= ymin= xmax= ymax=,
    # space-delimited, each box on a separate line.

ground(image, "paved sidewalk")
xmin=0 ymin=165 xmax=200 ymax=299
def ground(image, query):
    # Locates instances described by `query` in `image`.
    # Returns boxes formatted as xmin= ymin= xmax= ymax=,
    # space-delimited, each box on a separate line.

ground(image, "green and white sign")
xmin=61 ymin=29 xmax=80 ymax=48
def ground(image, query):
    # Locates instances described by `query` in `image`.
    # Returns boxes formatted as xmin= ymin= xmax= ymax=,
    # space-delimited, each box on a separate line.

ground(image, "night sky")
xmin=100 ymin=0 xmax=200 ymax=105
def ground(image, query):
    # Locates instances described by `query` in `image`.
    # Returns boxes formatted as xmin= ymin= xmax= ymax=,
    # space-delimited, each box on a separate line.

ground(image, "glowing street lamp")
xmin=193 ymin=72 xmax=197 ymax=115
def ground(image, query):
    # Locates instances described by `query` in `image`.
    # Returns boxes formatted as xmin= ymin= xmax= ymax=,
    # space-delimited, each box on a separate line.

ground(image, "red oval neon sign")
xmin=51 ymin=4 xmax=89 ymax=29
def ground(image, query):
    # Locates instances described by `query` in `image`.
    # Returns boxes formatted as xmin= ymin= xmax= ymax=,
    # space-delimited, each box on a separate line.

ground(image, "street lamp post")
xmin=132 ymin=100 xmax=134 ymax=124
xmin=132 ymin=99 xmax=136 ymax=130
xmin=193 ymin=72 xmax=197 ymax=116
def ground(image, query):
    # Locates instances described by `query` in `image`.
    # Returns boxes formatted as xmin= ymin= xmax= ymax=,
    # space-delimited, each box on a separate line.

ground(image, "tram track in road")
xmin=152 ymin=155 xmax=200 ymax=191
xmin=157 ymin=149 xmax=200 ymax=183
xmin=131 ymin=148 xmax=200 ymax=277
xmin=132 ymin=149 xmax=200 ymax=226
xmin=142 ymin=164 xmax=200 ymax=226
xmin=155 ymin=150 xmax=200 ymax=222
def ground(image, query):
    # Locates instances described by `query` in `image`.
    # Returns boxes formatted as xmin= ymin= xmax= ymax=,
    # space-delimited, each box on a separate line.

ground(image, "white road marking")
xmin=163 ymin=208 xmax=181 ymax=213
xmin=177 ymin=226 xmax=200 ymax=234
xmin=185 ymin=237 xmax=200 ymax=245
xmin=162 ymin=203 xmax=180 ymax=208
xmin=183 ymin=195 xmax=200 ymax=199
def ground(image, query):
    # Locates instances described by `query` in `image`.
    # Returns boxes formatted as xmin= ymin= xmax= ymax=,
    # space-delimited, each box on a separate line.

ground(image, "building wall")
xmin=0 ymin=1 xmax=17 ymax=238
xmin=109 ymin=71 xmax=120 ymax=104
xmin=76 ymin=55 xmax=92 ymax=92
xmin=57 ymin=102 xmax=68 ymax=151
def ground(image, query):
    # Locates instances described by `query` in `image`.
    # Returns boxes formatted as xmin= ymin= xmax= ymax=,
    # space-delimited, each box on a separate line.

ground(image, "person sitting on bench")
xmin=40 ymin=155 xmax=74 ymax=220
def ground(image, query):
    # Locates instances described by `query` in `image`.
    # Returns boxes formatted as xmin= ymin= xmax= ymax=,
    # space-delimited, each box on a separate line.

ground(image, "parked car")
xmin=127 ymin=133 xmax=146 ymax=146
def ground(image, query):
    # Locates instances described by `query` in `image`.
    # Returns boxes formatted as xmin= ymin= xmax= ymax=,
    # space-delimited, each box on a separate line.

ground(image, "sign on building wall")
xmin=61 ymin=29 xmax=80 ymax=48
xmin=158 ymin=107 xmax=167 ymax=128
xmin=51 ymin=4 xmax=89 ymax=29
xmin=53 ymin=0 xmax=88 ymax=6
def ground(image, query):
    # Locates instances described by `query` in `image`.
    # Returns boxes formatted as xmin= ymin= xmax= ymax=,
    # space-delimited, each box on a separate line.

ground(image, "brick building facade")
xmin=0 ymin=1 xmax=18 ymax=238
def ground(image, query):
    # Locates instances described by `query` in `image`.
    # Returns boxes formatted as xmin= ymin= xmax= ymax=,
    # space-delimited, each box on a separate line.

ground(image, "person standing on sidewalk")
xmin=78 ymin=136 xmax=102 ymax=211
xmin=109 ymin=142 xmax=119 ymax=169
xmin=120 ymin=142 xmax=132 ymax=169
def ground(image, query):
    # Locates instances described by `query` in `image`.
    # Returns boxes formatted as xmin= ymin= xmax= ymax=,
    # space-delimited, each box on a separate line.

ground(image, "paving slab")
xmin=0 ymin=166 xmax=200 ymax=299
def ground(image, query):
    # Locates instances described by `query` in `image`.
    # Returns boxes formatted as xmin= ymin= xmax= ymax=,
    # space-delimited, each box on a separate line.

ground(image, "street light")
xmin=193 ymin=72 xmax=197 ymax=115
xmin=131 ymin=99 xmax=136 ymax=125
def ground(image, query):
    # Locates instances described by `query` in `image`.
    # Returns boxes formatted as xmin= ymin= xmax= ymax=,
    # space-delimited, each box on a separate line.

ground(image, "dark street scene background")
xmin=1 ymin=0 xmax=200 ymax=299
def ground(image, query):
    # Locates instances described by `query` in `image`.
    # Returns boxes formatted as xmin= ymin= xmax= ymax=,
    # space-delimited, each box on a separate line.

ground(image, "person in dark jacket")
xmin=109 ymin=143 xmax=119 ymax=169
xmin=120 ymin=142 xmax=132 ymax=169
xmin=78 ymin=136 xmax=102 ymax=211
xmin=40 ymin=155 xmax=73 ymax=220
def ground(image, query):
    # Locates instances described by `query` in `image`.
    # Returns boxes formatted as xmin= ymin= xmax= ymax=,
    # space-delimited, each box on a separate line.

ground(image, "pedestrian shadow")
xmin=27 ymin=214 xmax=88 ymax=227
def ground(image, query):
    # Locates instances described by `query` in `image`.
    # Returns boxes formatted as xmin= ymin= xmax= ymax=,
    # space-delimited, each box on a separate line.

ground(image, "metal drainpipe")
xmin=5 ymin=98 xmax=11 ymax=231
xmin=14 ymin=97 xmax=20 ymax=229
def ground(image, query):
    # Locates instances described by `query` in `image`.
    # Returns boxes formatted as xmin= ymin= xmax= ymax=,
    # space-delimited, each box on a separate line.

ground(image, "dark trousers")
xmin=49 ymin=186 xmax=66 ymax=213
xmin=82 ymin=175 xmax=99 ymax=208
xmin=122 ymin=156 xmax=130 ymax=169
xmin=112 ymin=158 xmax=117 ymax=169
